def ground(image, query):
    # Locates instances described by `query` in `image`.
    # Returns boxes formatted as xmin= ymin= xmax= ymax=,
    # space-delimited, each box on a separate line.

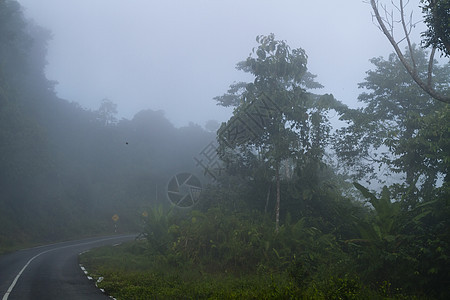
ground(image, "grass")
xmin=79 ymin=240 xmax=420 ymax=300
xmin=79 ymin=240 xmax=301 ymax=299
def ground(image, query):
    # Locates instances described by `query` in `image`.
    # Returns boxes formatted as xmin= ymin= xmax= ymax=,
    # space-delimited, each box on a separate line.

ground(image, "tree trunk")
xmin=265 ymin=184 xmax=271 ymax=214
xmin=275 ymin=162 xmax=280 ymax=233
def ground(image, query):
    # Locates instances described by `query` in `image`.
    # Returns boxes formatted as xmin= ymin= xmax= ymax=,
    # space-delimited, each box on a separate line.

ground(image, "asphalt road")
xmin=0 ymin=234 xmax=137 ymax=300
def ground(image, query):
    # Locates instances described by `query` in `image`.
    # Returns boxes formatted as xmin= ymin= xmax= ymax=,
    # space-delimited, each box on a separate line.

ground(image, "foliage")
xmin=140 ymin=205 xmax=172 ymax=255
xmin=349 ymin=182 xmax=450 ymax=298
xmin=334 ymin=47 xmax=449 ymax=205
xmin=420 ymin=0 xmax=450 ymax=56
xmin=79 ymin=196 xmax=428 ymax=299
xmin=215 ymin=34 xmax=347 ymax=230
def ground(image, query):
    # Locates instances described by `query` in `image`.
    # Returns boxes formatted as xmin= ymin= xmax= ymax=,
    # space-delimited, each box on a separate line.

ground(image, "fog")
xmin=17 ymin=0 xmax=406 ymax=127
xmin=2 ymin=1 xmax=449 ymax=296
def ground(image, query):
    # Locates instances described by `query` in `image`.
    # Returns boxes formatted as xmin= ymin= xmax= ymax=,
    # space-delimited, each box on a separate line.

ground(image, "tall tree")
xmin=334 ymin=46 xmax=449 ymax=206
xmin=215 ymin=34 xmax=343 ymax=230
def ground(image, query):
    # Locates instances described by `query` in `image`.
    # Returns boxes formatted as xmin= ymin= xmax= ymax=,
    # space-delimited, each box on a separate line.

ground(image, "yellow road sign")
xmin=112 ymin=214 xmax=119 ymax=222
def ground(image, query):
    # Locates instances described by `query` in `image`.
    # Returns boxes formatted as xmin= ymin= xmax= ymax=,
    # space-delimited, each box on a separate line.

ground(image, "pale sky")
xmin=17 ymin=0 xmax=427 ymax=127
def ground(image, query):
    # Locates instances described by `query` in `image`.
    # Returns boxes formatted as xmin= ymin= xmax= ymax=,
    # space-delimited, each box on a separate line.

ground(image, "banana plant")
xmin=141 ymin=205 xmax=171 ymax=254
xmin=352 ymin=183 xmax=401 ymax=243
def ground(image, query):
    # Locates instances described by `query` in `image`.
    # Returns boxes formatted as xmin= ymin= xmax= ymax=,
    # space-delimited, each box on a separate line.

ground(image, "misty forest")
xmin=1 ymin=0 xmax=450 ymax=299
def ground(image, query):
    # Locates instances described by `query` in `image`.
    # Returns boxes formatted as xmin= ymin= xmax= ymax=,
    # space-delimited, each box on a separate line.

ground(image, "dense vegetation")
xmin=2 ymin=0 xmax=450 ymax=298
xmin=81 ymin=36 xmax=449 ymax=298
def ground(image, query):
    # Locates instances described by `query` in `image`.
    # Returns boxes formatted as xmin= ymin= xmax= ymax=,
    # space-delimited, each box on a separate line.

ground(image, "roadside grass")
xmin=79 ymin=240 xmax=302 ymax=299
xmin=79 ymin=240 xmax=417 ymax=299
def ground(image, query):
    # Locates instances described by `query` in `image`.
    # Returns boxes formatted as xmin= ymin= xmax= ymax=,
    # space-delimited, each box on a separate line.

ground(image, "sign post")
xmin=112 ymin=214 xmax=119 ymax=233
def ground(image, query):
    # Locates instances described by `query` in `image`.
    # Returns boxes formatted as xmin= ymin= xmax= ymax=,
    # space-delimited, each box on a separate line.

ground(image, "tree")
xmin=334 ymin=46 xmax=449 ymax=206
xmin=369 ymin=0 xmax=450 ymax=103
xmin=96 ymin=98 xmax=118 ymax=126
xmin=421 ymin=0 xmax=450 ymax=56
xmin=215 ymin=34 xmax=343 ymax=231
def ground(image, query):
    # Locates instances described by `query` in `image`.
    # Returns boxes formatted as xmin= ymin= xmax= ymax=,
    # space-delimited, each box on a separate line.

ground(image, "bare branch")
xmin=397 ymin=36 xmax=408 ymax=45
xmin=427 ymin=47 xmax=436 ymax=88
xmin=369 ymin=0 xmax=450 ymax=104
xmin=400 ymin=0 xmax=417 ymax=71
xmin=391 ymin=0 xmax=401 ymax=14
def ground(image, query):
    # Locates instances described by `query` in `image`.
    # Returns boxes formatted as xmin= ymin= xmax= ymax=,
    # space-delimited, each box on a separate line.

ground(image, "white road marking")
xmin=2 ymin=235 xmax=134 ymax=300
xmin=2 ymin=248 xmax=53 ymax=300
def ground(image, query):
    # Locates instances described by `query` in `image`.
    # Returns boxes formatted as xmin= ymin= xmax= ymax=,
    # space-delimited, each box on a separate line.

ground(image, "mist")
xmin=1 ymin=0 xmax=449 ymax=298
xmin=16 ymin=0 xmax=404 ymax=127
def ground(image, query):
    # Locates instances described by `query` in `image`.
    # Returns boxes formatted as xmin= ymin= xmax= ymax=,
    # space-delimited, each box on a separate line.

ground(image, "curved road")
xmin=0 ymin=234 xmax=137 ymax=300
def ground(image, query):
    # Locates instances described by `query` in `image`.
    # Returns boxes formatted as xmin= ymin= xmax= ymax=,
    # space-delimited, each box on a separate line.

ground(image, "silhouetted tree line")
xmin=0 ymin=0 xmax=213 ymax=249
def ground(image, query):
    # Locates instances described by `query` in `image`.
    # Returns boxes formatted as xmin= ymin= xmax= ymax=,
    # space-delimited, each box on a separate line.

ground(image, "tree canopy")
xmin=215 ymin=34 xmax=346 ymax=230
xmin=421 ymin=0 xmax=450 ymax=56
xmin=334 ymin=46 xmax=449 ymax=206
